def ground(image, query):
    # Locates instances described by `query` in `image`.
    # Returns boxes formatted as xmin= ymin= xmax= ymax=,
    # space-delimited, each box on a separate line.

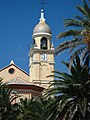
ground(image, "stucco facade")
xmin=0 ymin=9 xmax=54 ymax=99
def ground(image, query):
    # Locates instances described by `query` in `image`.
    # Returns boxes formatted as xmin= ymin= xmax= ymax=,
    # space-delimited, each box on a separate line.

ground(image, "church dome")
xmin=33 ymin=10 xmax=52 ymax=38
xmin=33 ymin=22 xmax=52 ymax=35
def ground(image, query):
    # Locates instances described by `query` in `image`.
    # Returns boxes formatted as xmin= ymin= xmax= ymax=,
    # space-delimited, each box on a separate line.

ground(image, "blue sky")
xmin=0 ymin=0 xmax=83 ymax=73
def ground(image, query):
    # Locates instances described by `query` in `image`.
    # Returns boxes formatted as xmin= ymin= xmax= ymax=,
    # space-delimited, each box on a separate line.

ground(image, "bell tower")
xmin=29 ymin=10 xmax=55 ymax=88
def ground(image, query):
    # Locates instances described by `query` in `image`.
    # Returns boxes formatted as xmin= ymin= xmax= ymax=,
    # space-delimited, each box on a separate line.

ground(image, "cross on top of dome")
xmin=40 ymin=0 xmax=46 ymax=10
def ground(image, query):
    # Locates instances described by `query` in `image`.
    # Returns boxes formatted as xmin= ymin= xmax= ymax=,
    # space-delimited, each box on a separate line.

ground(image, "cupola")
xmin=33 ymin=10 xmax=52 ymax=39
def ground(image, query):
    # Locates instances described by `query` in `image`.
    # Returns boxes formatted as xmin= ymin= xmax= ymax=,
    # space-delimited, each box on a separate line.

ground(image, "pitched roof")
xmin=7 ymin=77 xmax=31 ymax=85
xmin=0 ymin=63 xmax=29 ymax=76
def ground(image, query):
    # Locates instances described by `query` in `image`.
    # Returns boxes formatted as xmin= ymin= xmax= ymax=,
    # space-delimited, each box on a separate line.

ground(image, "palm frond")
xmin=77 ymin=4 xmax=90 ymax=19
xmin=82 ymin=48 xmax=90 ymax=60
xmin=82 ymin=0 xmax=90 ymax=19
xmin=64 ymin=19 xmax=83 ymax=27
xmin=84 ymin=53 xmax=90 ymax=66
xmin=69 ymin=39 xmax=84 ymax=54
xmin=56 ymin=0 xmax=90 ymax=60
xmin=55 ymin=38 xmax=79 ymax=55
xmin=69 ymin=46 xmax=86 ymax=62
xmin=57 ymin=30 xmax=80 ymax=39
xmin=75 ymin=15 xmax=85 ymax=21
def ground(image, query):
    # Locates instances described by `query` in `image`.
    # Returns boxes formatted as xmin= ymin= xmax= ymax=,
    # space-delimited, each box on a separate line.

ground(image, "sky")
xmin=0 ymin=0 xmax=83 ymax=74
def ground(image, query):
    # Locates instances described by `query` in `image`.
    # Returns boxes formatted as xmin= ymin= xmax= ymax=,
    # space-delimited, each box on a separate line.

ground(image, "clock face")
xmin=41 ymin=54 xmax=48 ymax=61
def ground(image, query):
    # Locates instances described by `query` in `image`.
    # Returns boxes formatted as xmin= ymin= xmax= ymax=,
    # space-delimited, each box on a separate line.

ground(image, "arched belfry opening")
xmin=41 ymin=37 xmax=47 ymax=49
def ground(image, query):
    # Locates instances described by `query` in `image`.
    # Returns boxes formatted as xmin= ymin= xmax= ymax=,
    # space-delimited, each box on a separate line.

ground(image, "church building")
xmin=0 ymin=9 xmax=55 ymax=99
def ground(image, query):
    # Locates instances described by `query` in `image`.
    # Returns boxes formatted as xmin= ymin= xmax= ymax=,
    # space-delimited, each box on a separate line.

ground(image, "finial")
xmin=39 ymin=9 xmax=45 ymax=23
xmin=10 ymin=60 xmax=14 ymax=65
xmin=51 ymin=42 xmax=55 ymax=50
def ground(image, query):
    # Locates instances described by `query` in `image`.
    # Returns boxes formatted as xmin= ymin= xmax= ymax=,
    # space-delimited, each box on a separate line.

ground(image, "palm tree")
xmin=0 ymin=81 xmax=19 ymax=120
xmin=17 ymin=97 xmax=48 ymax=120
xmin=44 ymin=55 xmax=90 ymax=120
xmin=1 ymin=103 xmax=21 ymax=120
xmin=56 ymin=0 xmax=90 ymax=60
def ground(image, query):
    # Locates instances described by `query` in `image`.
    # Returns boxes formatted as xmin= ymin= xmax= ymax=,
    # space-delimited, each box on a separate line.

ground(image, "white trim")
xmin=33 ymin=33 xmax=52 ymax=38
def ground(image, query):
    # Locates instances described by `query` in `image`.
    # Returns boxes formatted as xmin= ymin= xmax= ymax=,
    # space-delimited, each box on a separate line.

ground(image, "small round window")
xmin=8 ymin=68 xmax=15 ymax=74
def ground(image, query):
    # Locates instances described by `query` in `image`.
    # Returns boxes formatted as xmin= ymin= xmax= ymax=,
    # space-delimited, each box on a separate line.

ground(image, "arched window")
xmin=41 ymin=37 xmax=47 ymax=49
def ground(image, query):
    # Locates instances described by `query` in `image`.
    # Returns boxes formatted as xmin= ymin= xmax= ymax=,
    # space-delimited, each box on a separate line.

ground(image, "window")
xmin=33 ymin=39 xmax=35 ymax=45
xmin=8 ymin=68 xmax=15 ymax=74
xmin=41 ymin=37 xmax=47 ymax=49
